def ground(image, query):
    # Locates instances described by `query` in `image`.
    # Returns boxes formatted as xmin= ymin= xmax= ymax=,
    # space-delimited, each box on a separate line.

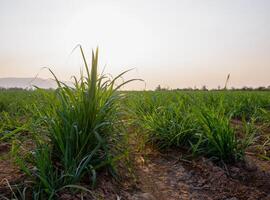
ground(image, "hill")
xmin=0 ymin=77 xmax=57 ymax=89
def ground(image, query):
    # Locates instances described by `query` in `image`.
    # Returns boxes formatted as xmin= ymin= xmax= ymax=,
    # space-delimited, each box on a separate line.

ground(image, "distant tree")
xmin=241 ymin=86 xmax=253 ymax=91
xmin=256 ymin=86 xmax=266 ymax=91
xmin=155 ymin=85 xmax=169 ymax=91
xmin=155 ymin=85 xmax=161 ymax=91
xmin=201 ymin=85 xmax=208 ymax=91
xmin=242 ymin=86 xmax=247 ymax=91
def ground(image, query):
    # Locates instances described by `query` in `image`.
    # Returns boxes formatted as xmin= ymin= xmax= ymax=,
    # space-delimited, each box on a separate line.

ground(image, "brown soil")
xmin=0 ymin=143 xmax=25 ymax=197
xmin=62 ymin=148 xmax=269 ymax=200
xmin=130 ymin=150 xmax=270 ymax=200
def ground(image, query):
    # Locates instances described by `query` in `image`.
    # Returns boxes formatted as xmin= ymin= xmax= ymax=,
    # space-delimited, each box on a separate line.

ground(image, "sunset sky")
xmin=0 ymin=0 xmax=269 ymax=90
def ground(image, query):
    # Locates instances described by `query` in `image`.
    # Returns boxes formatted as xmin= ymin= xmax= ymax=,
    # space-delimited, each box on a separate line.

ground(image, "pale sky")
xmin=0 ymin=0 xmax=270 ymax=90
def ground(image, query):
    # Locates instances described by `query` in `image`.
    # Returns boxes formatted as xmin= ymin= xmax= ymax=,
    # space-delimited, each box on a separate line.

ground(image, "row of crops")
xmin=0 ymin=50 xmax=270 ymax=199
xmin=127 ymin=91 xmax=270 ymax=162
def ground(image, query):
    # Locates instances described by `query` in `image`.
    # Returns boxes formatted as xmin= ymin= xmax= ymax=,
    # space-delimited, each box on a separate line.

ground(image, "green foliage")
xmin=2 ymin=47 xmax=135 ymax=199
xmin=26 ymin=47 xmax=134 ymax=198
xmin=259 ymin=108 xmax=270 ymax=124
xmin=129 ymin=91 xmax=267 ymax=162
xmin=132 ymin=95 xmax=199 ymax=148
xmin=194 ymin=107 xmax=239 ymax=162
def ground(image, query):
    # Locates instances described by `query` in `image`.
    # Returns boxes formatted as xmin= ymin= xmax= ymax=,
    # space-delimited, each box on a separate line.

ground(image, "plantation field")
xmin=0 ymin=51 xmax=269 ymax=199
xmin=0 ymin=89 xmax=270 ymax=199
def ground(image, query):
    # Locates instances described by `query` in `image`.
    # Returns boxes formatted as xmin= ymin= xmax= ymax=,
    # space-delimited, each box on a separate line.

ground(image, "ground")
xmin=131 ymin=150 xmax=270 ymax=200
xmin=56 ymin=148 xmax=270 ymax=200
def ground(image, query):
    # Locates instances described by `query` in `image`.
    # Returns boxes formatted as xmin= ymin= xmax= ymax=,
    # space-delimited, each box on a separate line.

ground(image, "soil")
xmin=130 ymin=151 xmax=270 ymax=200
xmin=57 ymin=148 xmax=270 ymax=200
xmin=0 ymin=143 xmax=25 ymax=197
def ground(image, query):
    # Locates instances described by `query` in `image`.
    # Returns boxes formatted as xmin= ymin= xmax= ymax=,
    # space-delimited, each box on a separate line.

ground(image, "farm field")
xmin=0 ymin=50 xmax=269 ymax=200
xmin=2 ymin=0 xmax=270 ymax=199
xmin=0 ymin=88 xmax=270 ymax=199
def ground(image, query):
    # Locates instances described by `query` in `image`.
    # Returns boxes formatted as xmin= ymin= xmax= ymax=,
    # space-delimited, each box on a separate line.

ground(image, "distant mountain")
xmin=0 ymin=77 xmax=58 ymax=89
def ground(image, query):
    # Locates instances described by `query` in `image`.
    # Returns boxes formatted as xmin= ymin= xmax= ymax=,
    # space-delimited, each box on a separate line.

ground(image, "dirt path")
xmin=134 ymin=153 xmax=192 ymax=200
xmin=131 ymin=151 xmax=270 ymax=200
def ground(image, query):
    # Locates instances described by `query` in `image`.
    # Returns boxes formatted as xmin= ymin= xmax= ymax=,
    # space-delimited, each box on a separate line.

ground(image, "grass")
xmin=194 ymin=107 xmax=240 ymax=162
xmin=129 ymin=91 xmax=267 ymax=162
xmin=4 ymin=47 xmax=137 ymax=199
xmin=132 ymin=95 xmax=200 ymax=148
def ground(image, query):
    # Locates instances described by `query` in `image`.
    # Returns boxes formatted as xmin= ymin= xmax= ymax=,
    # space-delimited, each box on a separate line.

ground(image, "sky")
xmin=0 ymin=0 xmax=270 ymax=90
